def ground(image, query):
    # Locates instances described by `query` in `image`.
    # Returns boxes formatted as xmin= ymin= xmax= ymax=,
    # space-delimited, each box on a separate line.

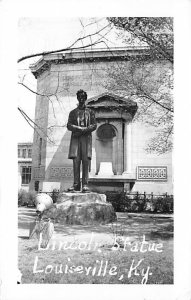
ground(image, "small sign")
xmin=137 ymin=166 xmax=167 ymax=181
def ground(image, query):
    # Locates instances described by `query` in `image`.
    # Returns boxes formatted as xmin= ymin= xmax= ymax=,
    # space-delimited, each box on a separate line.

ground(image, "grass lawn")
xmin=18 ymin=208 xmax=173 ymax=284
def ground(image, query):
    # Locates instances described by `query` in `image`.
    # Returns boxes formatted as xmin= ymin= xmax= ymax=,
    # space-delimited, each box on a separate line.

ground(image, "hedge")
xmin=106 ymin=191 xmax=173 ymax=213
xmin=18 ymin=189 xmax=173 ymax=213
xmin=18 ymin=189 xmax=60 ymax=207
xmin=18 ymin=189 xmax=37 ymax=207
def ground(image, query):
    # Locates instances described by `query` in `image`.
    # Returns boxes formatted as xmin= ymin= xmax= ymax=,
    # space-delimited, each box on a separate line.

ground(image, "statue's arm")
xmin=67 ymin=123 xmax=83 ymax=132
xmin=67 ymin=111 xmax=86 ymax=133
xmin=86 ymin=110 xmax=97 ymax=133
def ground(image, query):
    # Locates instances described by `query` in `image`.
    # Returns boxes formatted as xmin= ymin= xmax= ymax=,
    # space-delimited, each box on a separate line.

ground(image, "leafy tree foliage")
xmin=106 ymin=17 xmax=173 ymax=154
xmin=108 ymin=17 xmax=173 ymax=63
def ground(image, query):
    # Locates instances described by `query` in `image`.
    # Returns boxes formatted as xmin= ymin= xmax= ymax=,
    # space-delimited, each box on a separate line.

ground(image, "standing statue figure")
xmin=67 ymin=90 xmax=97 ymax=193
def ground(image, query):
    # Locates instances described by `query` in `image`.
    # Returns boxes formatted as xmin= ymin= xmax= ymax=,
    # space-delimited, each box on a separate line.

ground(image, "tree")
xmin=106 ymin=17 xmax=174 ymax=154
xmin=107 ymin=17 xmax=173 ymax=63
xmin=18 ymin=18 xmax=174 ymax=153
xmin=17 ymin=18 xmax=114 ymax=144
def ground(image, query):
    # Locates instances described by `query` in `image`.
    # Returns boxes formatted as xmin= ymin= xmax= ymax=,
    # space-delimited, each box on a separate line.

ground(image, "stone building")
xmin=29 ymin=47 xmax=173 ymax=194
xmin=18 ymin=142 xmax=32 ymax=191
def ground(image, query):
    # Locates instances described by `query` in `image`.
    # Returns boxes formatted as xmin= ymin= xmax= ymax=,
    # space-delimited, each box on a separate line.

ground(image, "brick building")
xmin=29 ymin=47 xmax=173 ymax=194
xmin=18 ymin=143 xmax=32 ymax=191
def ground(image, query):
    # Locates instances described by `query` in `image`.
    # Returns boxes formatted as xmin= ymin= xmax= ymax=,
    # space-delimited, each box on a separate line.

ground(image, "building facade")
xmin=18 ymin=143 xmax=32 ymax=191
xmin=29 ymin=48 xmax=173 ymax=195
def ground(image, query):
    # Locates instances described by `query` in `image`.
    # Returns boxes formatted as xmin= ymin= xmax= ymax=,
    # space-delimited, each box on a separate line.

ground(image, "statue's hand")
xmin=73 ymin=127 xmax=88 ymax=136
xmin=82 ymin=126 xmax=95 ymax=134
xmin=80 ymin=127 xmax=88 ymax=134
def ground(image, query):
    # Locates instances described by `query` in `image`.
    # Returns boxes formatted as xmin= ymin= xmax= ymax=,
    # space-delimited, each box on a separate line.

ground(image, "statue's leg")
xmin=73 ymin=157 xmax=81 ymax=190
xmin=68 ymin=139 xmax=81 ymax=192
xmin=81 ymin=136 xmax=90 ymax=192
xmin=82 ymin=158 xmax=89 ymax=187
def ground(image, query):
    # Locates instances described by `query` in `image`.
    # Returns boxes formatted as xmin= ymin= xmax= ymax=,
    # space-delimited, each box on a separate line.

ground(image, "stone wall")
xmin=131 ymin=122 xmax=172 ymax=194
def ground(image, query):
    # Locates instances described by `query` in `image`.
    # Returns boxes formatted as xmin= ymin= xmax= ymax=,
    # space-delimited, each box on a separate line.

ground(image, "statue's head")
xmin=76 ymin=90 xmax=87 ymax=106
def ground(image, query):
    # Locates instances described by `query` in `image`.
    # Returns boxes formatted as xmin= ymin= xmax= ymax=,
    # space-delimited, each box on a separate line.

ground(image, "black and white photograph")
xmin=0 ymin=0 xmax=191 ymax=299
xmin=17 ymin=16 xmax=174 ymax=285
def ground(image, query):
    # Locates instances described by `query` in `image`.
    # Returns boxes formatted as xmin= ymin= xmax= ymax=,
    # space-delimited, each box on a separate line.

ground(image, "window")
xmin=18 ymin=149 xmax=21 ymax=158
xmin=21 ymin=166 xmax=31 ymax=184
xmin=22 ymin=149 xmax=26 ymax=158
xmin=28 ymin=148 xmax=32 ymax=158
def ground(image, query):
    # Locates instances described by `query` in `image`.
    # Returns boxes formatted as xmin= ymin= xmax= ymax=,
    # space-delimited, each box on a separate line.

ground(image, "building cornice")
xmin=30 ymin=46 xmax=153 ymax=79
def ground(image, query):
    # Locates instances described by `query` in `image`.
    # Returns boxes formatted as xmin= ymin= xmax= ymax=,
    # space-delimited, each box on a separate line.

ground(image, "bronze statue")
xmin=67 ymin=90 xmax=97 ymax=192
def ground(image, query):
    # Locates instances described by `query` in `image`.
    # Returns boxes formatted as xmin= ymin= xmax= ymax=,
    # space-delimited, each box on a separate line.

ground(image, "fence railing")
xmin=125 ymin=191 xmax=173 ymax=199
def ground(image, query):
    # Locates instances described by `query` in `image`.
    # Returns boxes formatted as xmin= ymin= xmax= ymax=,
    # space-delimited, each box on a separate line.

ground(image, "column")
xmin=89 ymin=147 xmax=96 ymax=176
xmin=123 ymin=121 xmax=132 ymax=174
xmin=112 ymin=137 xmax=117 ymax=174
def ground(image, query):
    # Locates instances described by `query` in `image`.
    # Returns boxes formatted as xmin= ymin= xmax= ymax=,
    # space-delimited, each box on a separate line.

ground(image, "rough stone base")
xmin=43 ymin=192 xmax=117 ymax=225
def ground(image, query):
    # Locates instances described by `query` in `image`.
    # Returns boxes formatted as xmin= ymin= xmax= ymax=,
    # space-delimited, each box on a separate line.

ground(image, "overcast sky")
xmin=17 ymin=18 xmax=123 ymax=142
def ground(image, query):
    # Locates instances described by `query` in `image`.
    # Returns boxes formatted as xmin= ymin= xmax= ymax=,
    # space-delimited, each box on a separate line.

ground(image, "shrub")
xmin=151 ymin=195 xmax=173 ymax=213
xmin=18 ymin=189 xmax=37 ymax=207
xmin=106 ymin=192 xmax=173 ymax=213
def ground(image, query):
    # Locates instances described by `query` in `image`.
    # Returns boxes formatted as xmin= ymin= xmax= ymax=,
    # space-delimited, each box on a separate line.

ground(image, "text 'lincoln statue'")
xmin=67 ymin=90 xmax=97 ymax=193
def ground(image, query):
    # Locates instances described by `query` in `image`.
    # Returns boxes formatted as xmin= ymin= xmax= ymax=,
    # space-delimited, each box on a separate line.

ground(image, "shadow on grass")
xmin=148 ymin=223 xmax=174 ymax=240
xmin=18 ymin=208 xmax=174 ymax=241
xmin=18 ymin=208 xmax=174 ymax=284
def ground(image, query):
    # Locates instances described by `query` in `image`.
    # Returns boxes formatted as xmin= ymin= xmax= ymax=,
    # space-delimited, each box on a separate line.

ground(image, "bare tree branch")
xmin=18 ymin=82 xmax=53 ymax=97
xmin=18 ymin=107 xmax=55 ymax=144
xmin=139 ymin=92 xmax=173 ymax=113
xmin=165 ymin=125 xmax=173 ymax=148
xmin=18 ymin=24 xmax=110 ymax=63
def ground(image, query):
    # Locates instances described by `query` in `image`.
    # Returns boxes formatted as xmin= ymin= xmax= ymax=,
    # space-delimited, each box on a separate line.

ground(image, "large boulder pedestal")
xmin=43 ymin=192 xmax=117 ymax=225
